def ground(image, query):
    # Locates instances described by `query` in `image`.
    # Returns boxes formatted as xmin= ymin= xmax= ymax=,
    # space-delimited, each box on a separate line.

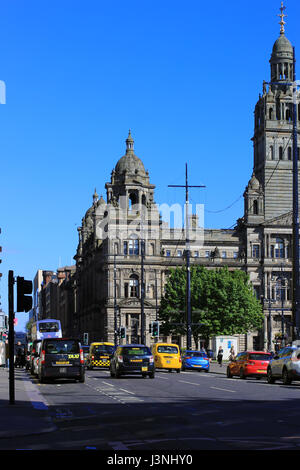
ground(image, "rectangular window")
xmin=123 ymin=241 xmax=128 ymax=255
xmin=128 ymin=239 xmax=139 ymax=255
xmin=222 ymin=251 xmax=227 ymax=258
xmin=205 ymin=251 xmax=210 ymax=258
xmin=194 ymin=251 xmax=199 ymax=257
xmin=166 ymin=250 xmax=171 ymax=257
xmin=252 ymin=244 xmax=260 ymax=258
xmin=233 ymin=251 xmax=238 ymax=259
xmin=177 ymin=250 xmax=182 ymax=257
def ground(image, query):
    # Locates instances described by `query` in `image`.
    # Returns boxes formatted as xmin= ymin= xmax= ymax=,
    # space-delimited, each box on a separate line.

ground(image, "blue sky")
xmin=1 ymin=0 xmax=299 ymax=331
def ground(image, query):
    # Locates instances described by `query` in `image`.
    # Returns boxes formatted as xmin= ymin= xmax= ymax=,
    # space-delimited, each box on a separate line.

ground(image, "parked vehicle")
xmin=151 ymin=343 xmax=181 ymax=373
xmin=226 ymin=351 xmax=272 ymax=379
xmin=181 ymin=350 xmax=210 ymax=372
xmin=32 ymin=342 xmax=42 ymax=376
xmin=267 ymin=346 xmax=300 ymax=385
xmin=37 ymin=338 xmax=85 ymax=383
xmin=110 ymin=344 xmax=155 ymax=378
xmin=30 ymin=340 xmax=41 ymax=375
xmin=86 ymin=342 xmax=115 ymax=369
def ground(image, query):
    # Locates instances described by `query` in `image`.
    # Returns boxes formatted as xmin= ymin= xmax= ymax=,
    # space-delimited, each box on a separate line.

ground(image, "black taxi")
xmin=37 ymin=338 xmax=85 ymax=383
xmin=110 ymin=344 xmax=155 ymax=378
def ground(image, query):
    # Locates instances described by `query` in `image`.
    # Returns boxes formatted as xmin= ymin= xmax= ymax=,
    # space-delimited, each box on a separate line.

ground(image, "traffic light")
xmin=17 ymin=276 xmax=33 ymax=312
xmin=120 ymin=326 xmax=126 ymax=338
xmin=152 ymin=321 xmax=159 ymax=337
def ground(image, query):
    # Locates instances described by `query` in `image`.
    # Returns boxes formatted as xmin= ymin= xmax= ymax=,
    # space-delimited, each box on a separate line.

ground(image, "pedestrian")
xmin=5 ymin=340 xmax=9 ymax=370
xmin=217 ymin=346 xmax=223 ymax=366
xmin=229 ymin=345 xmax=235 ymax=361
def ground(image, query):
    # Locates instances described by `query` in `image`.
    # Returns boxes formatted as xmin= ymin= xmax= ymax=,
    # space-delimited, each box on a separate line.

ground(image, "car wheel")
xmin=176 ymin=369 xmax=180 ymax=373
xmin=115 ymin=369 xmax=121 ymax=378
xmin=149 ymin=372 xmax=155 ymax=379
xmin=267 ymin=367 xmax=275 ymax=384
xmin=282 ymin=368 xmax=292 ymax=385
xmin=239 ymin=368 xmax=246 ymax=379
xmin=205 ymin=369 xmax=209 ymax=373
xmin=226 ymin=367 xmax=233 ymax=378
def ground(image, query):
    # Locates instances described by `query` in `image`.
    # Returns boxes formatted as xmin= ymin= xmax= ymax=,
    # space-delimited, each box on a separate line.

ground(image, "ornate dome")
xmin=271 ymin=33 xmax=293 ymax=58
xmin=114 ymin=131 xmax=146 ymax=176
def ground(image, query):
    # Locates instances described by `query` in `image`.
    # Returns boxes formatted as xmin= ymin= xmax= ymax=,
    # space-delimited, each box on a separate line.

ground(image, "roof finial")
xmin=126 ymin=129 xmax=134 ymax=153
xmin=278 ymin=1 xmax=287 ymax=35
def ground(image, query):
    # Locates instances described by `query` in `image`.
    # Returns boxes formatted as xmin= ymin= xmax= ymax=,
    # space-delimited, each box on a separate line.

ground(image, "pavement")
xmin=0 ymin=366 xmax=56 ymax=440
xmin=0 ymin=361 xmax=227 ymax=440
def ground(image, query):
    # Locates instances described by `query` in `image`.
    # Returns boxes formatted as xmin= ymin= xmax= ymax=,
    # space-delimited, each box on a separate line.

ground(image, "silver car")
xmin=267 ymin=346 xmax=300 ymax=385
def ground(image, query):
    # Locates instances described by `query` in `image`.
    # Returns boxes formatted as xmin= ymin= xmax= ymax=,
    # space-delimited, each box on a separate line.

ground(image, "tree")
xmin=159 ymin=266 xmax=264 ymax=346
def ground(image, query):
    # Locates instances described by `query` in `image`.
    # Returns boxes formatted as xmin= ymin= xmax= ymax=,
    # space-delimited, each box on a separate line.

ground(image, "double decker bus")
xmin=31 ymin=319 xmax=62 ymax=341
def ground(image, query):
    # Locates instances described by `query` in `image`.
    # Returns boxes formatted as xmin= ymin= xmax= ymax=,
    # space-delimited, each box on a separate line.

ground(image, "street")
xmin=2 ymin=365 xmax=300 ymax=451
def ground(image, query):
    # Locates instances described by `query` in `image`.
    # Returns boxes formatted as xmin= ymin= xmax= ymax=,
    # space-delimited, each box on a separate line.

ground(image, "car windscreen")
xmin=157 ymin=346 xmax=179 ymax=354
xmin=122 ymin=347 xmax=151 ymax=356
xmin=248 ymin=353 xmax=272 ymax=361
xmin=185 ymin=352 xmax=207 ymax=358
xmin=93 ymin=345 xmax=115 ymax=355
xmin=44 ymin=340 xmax=80 ymax=354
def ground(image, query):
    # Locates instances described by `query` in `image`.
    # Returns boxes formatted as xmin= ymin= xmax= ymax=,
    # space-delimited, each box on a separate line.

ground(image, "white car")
xmin=267 ymin=346 xmax=300 ymax=385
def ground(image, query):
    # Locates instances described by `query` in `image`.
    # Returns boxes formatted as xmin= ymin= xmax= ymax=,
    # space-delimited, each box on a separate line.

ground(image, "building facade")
xmin=72 ymin=11 xmax=300 ymax=352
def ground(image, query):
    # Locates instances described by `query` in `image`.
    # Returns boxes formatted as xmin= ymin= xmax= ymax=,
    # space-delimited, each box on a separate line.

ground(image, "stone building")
xmin=73 ymin=10 xmax=300 ymax=352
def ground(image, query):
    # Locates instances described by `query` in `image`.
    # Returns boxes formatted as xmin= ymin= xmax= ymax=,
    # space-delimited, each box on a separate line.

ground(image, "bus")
xmin=31 ymin=319 xmax=62 ymax=341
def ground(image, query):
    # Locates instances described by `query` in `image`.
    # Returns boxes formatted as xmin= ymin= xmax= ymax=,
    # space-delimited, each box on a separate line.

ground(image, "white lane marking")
xmin=210 ymin=386 xmax=236 ymax=393
xmin=119 ymin=388 xmax=135 ymax=395
xmin=179 ymin=380 xmax=200 ymax=386
xmin=109 ymin=441 xmax=130 ymax=450
xmin=102 ymin=381 xmax=115 ymax=387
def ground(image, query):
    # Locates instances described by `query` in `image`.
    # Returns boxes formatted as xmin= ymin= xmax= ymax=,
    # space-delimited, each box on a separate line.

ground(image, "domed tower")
xmin=251 ymin=2 xmax=300 ymax=221
xmin=105 ymin=130 xmax=156 ymax=211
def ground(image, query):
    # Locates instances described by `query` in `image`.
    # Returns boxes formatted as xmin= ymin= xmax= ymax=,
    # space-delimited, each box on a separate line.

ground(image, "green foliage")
xmin=159 ymin=266 xmax=264 ymax=342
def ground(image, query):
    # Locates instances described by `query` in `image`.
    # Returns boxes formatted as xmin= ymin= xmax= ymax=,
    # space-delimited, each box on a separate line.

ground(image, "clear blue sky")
xmin=1 ymin=0 xmax=299 ymax=331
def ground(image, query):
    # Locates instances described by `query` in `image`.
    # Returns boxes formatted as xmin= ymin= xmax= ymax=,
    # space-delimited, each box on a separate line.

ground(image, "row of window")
xmin=269 ymin=145 xmax=300 ymax=161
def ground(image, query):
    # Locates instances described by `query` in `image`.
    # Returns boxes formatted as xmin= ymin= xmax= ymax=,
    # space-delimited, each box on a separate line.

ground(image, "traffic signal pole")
xmin=8 ymin=270 xmax=15 ymax=405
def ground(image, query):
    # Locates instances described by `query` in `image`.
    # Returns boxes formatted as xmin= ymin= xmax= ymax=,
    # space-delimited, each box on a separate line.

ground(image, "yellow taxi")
xmin=151 ymin=342 xmax=181 ymax=373
xmin=86 ymin=342 xmax=115 ymax=369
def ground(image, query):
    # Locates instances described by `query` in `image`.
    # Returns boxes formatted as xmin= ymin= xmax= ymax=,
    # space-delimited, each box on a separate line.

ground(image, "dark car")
xmin=110 ymin=344 xmax=155 ymax=378
xmin=37 ymin=338 xmax=85 ymax=383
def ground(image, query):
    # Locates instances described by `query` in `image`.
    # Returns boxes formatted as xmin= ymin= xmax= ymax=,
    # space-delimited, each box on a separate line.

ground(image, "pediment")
xmin=263 ymin=210 xmax=293 ymax=227
xmin=119 ymin=298 xmax=153 ymax=308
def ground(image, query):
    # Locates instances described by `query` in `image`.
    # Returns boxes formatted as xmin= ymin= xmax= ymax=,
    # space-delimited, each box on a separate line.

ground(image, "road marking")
xmin=179 ymin=380 xmax=200 ymax=386
xmin=210 ymin=386 xmax=236 ymax=393
xmin=102 ymin=381 xmax=114 ymax=387
xmin=108 ymin=441 xmax=129 ymax=450
xmin=119 ymin=388 xmax=135 ymax=394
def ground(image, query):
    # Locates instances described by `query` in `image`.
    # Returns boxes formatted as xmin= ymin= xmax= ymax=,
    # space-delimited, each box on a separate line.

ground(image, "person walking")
xmin=217 ymin=346 xmax=223 ymax=366
xmin=5 ymin=340 xmax=9 ymax=370
xmin=229 ymin=345 xmax=235 ymax=361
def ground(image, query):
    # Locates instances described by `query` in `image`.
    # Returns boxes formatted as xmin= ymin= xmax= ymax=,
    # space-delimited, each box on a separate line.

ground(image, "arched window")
xmin=129 ymin=274 xmax=139 ymax=298
xmin=288 ymin=147 xmax=292 ymax=160
xmin=270 ymin=145 xmax=274 ymax=160
xmin=253 ymin=200 xmax=258 ymax=215
xmin=279 ymin=146 xmax=283 ymax=160
xmin=269 ymin=108 xmax=273 ymax=120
